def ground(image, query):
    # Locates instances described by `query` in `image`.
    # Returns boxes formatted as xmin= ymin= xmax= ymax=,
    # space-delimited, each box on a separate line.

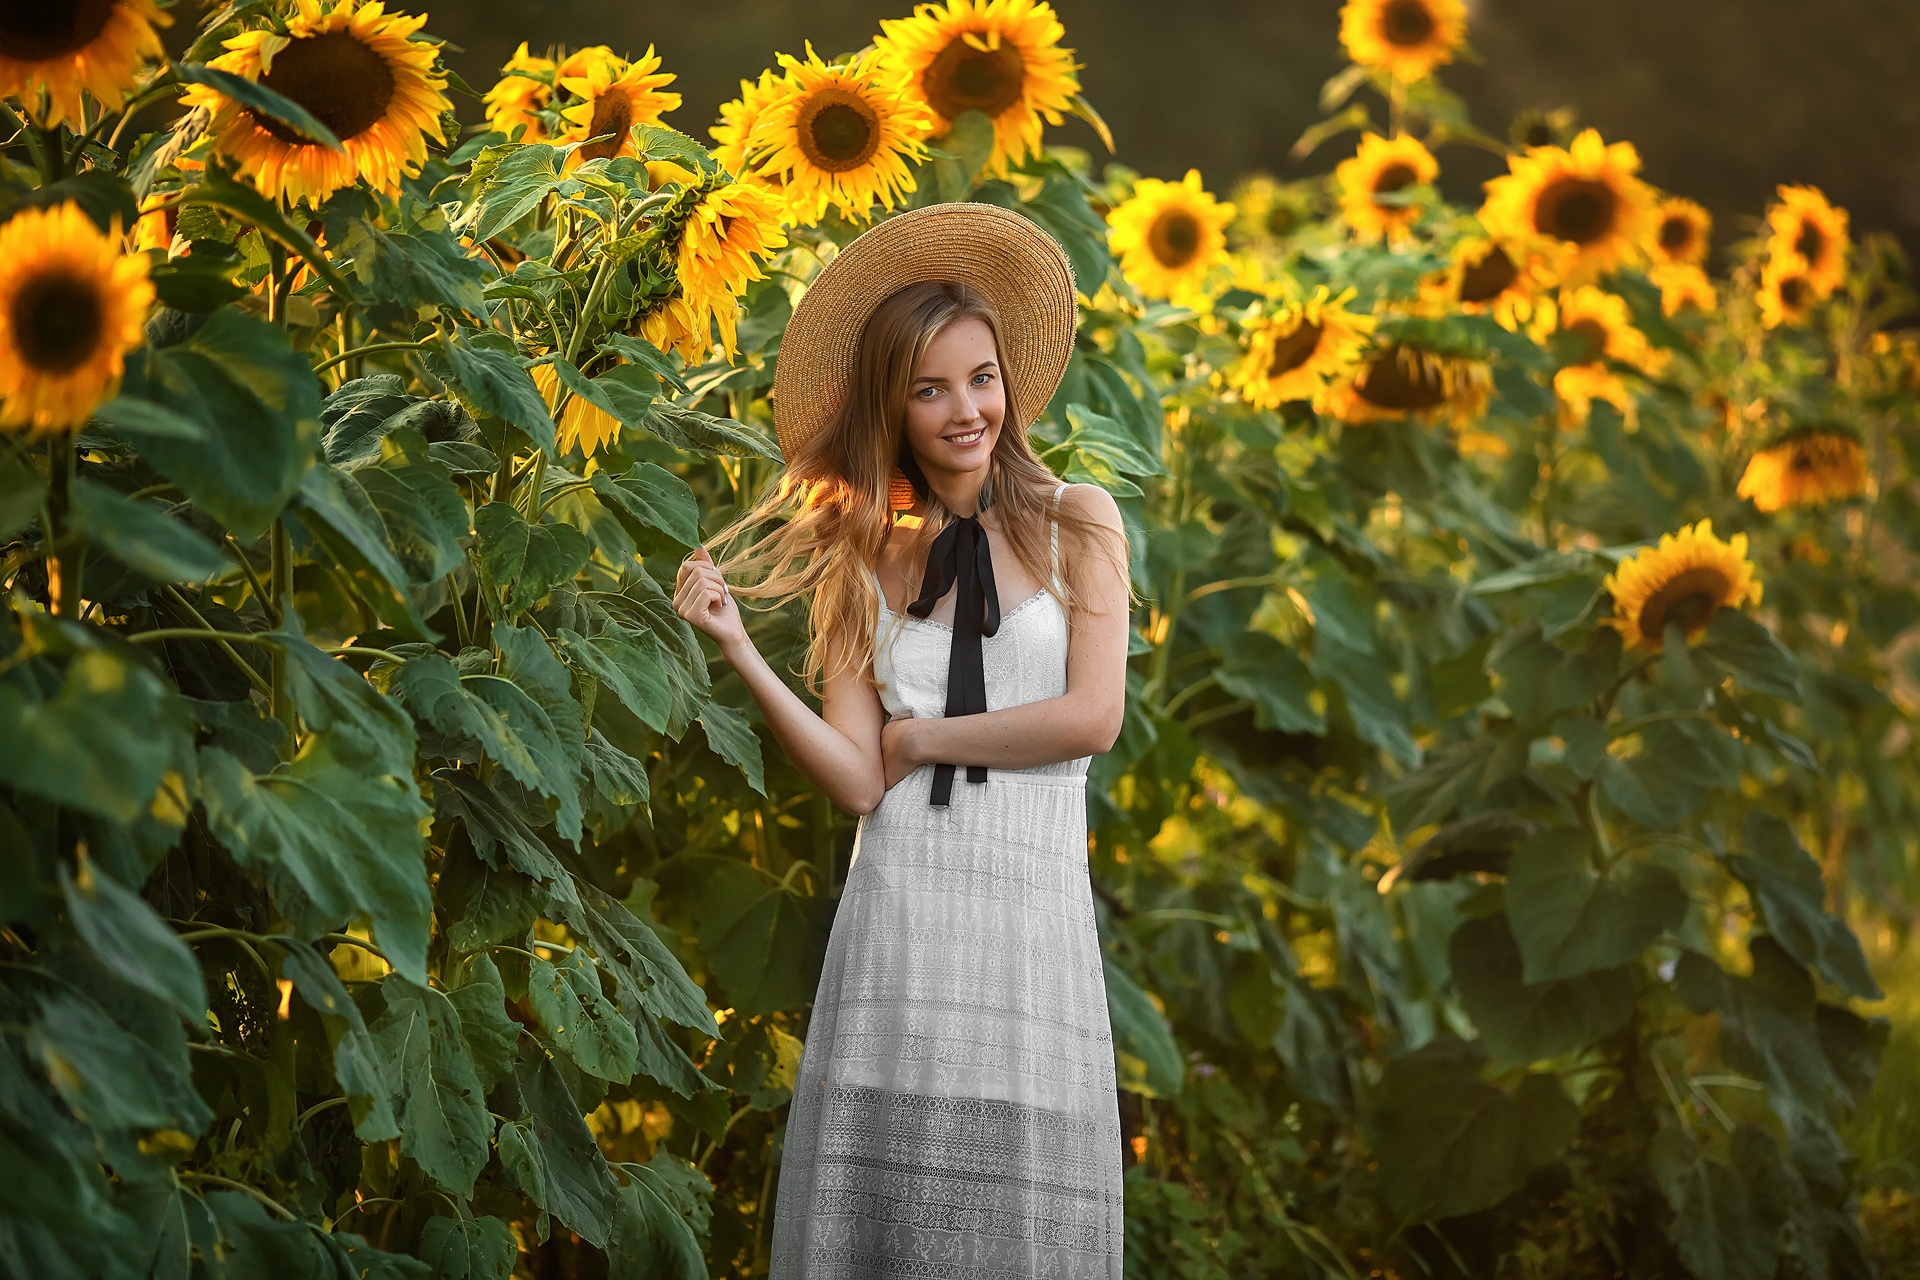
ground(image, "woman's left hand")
xmin=880 ymin=713 xmax=923 ymax=791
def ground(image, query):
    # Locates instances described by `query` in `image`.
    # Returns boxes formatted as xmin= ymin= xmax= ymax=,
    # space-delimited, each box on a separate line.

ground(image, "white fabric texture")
xmin=769 ymin=492 xmax=1125 ymax=1279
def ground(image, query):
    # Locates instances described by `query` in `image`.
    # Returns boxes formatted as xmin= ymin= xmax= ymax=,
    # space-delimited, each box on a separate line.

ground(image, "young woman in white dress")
xmin=673 ymin=203 xmax=1130 ymax=1279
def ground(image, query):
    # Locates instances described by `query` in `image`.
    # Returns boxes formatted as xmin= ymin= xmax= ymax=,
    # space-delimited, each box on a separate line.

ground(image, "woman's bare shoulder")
xmin=1057 ymin=481 xmax=1124 ymax=528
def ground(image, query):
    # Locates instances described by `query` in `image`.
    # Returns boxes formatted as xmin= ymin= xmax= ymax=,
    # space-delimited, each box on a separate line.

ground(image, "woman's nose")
xmin=950 ymin=385 xmax=978 ymax=422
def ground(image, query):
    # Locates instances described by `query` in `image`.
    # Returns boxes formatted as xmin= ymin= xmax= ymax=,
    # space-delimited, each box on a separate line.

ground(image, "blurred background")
xmin=427 ymin=0 xmax=1920 ymax=265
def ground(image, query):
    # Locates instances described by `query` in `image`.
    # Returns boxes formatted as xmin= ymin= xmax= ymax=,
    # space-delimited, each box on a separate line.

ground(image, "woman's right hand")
xmin=673 ymin=547 xmax=747 ymax=653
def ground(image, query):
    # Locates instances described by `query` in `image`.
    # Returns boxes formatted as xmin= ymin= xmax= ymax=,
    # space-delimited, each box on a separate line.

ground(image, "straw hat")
xmin=772 ymin=202 xmax=1078 ymax=461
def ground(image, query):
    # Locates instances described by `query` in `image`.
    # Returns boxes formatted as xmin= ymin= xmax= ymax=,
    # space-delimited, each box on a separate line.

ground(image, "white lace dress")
xmin=769 ymin=500 xmax=1125 ymax=1279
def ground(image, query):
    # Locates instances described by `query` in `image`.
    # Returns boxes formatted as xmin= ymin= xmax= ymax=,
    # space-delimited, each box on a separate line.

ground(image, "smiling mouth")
xmin=944 ymin=427 xmax=986 ymax=445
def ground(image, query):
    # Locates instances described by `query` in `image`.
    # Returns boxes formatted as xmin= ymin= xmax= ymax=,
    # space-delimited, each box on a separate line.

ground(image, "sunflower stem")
xmin=310 ymin=338 xmax=434 ymax=377
xmin=268 ymin=520 xmax=295 ymax=756
xmin=44 ymin=438 xmax=74 ymax=618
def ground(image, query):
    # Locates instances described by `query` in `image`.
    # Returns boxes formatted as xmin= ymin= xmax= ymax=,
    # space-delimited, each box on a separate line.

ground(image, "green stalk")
xmin=44 ymin=438 xmax=74 ymax=618
xmin=268 ymin=520 xmax=294 ymax=755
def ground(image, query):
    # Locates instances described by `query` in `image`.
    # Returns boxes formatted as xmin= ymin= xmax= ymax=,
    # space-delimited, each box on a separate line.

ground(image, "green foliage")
xmin=0 ymin=4 xmax=1913 ymax=1278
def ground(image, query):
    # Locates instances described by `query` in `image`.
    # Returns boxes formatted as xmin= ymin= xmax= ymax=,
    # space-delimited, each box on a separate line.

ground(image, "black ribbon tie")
xmin=904 ymin=512 xmax=1001 ymax=806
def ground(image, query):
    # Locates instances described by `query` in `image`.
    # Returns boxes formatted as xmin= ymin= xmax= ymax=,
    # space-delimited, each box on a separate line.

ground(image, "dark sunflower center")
xmin=798 ymin=91 xmax=880 ymax=172
xmin=1380 ymin=0 xmax=1437 ymax=47
xmin=1788 ymin=446 xmax=1820 ymax=474
xmin=576 ymin=90 xmax=635 ymax=162
xmin=1535 ymin=178 xmax=1616 ymax=245
xmin=1659 ymin=216 xmax=1694 ymax=254
xmin=1357 ymin=346 xmax=1447 ymax=411
xmin=1458 ymin=246 xmax=1519 ymax=303
xmin=1372 ymin=163 xmax=1418 ymax=201
xmin=1636 ymin=567 xmax=1732 ymax=642
xmin=0 ymin=0 xmax=115 ymax=60
xmin=252 ymin=30 xmax=397 ymax=145
xmin=1794 ymin=220 xmax=1825 ymax=263
xmin=1523 ymin=122 xmax=1554 ymax=148
xmin=1148 ymin=209 xmax=1201 ymax=268
xmin=1266 ymin=320 xmax=1324 ymax=379
xmin=1265 ymin=204 xmax=1298 ymax=237
xmin=12 ymin=270 xmax=104 ymax=375
xmin=1779 ymin=276 xmax=1808 ymax=309
xmin=1565 ymin=318 xmax=1609 ymax=364
xmin=924 ymin=35 xmax=1026 ymax=120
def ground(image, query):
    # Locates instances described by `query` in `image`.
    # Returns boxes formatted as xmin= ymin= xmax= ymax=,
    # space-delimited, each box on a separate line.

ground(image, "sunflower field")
xmin=0 ymin=0 xmax=1917 ymax=1275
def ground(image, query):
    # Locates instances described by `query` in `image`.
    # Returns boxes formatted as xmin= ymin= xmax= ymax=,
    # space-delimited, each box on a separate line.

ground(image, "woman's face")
xmin=900 ymin=317 xmax=1005 ymax=494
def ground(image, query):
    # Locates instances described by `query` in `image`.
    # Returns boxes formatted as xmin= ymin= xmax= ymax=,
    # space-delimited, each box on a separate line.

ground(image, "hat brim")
xmin=772 ymin=202 xmax=1078 ymax=461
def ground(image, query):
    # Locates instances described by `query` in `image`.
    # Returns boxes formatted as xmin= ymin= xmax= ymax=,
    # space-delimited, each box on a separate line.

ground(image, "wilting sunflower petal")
xmin=0 ymin=203 xmax=154 ymax=434
xmin=1321 ymin=341 xmax=1491 ymax=428
xmin=1479 ymin=128 xmax=1655 ymax=285
xmin=875 ymin=0 xmax=1079 ymax=178
xmin=0 ymin=0 xmax=169 ymax=129
xmin=1108 ymin=170 xmax=1234 ymax=304
xmin=1338 ymin=0 xmax=1467 ymax=83
xmin=1737 ymin=429 xmax=1869 ymax=513
xmin=180 ymin=0 xmax=452 ymax=206
xmin=1335 ymin=132 xmax=1438 ymax=245
xmin=1603 ymin=520 xmax=1762 ymax=650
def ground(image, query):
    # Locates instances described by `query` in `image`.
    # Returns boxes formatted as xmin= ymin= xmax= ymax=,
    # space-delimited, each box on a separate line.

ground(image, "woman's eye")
xmin=972 ymin=371 xmax=995 ymax=386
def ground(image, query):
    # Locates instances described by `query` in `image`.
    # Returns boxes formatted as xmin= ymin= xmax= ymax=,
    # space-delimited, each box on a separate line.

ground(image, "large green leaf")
xmin=67 ymin=479 xmax=227 ymax=583
xmin=117 ymin=308 xmax=322 ymax=540
xmin=607 ymin=1162 xmax=709 ymax=1280
xmin=550 ymin=882 xmax=717 ymax=1036
xmin=438 ymin=839 xmax=546 ymax=953
xmin=277 ymin=938 xmax=397 ymax=1140
xmin=60 ymin=860 xmax=205 ymax=1023
xmin=1448 ymin=914 xmax=1635 ymax=1067
xmin=1651 ymin=1127 xmax=1781 ymax=1280
xmin=590 ymin=463 xmax=701 ymax=549
xmin=199 ymin=738 xmax=433 ymax=985
xmin=1675 ymin=941 xmax=1836 ymax=1120
xmin=348 ymin=220 xmax=489 ymax=317
xmin=354 ymin=432 xmax=470 ymax=584
xmin=474 ymin=502 xmax=591 ymax=613
xmin=1313 ymin=636 xmax=1418 ymax=767
xmin=695 ymin=699 xmax=766 ymax=795
xmin=470 ymin=143 xmax=568 ymax=242
xmin=1369 ymin=1039 xmax=1577 ymax=1225
xmin=1504 ymin=830 xmax=1685 ymax=982
xmin=665 ymin=855 xmax=827 ymax=1019
xmin=1215 ymin=631 xmax=1324 ymax=734
xmin=528 ymin=951 xmax=640 ymax=1082
xmin=643 ymin=401 xmax=781 ymax=460
xmin=418 ymin=1215 xmax=518 ymax=1280
xmin=559 ymin=624 xmax=671 ymax=733
xmin=1599 ymin=717 xmax=1736 ymax=828
xmin=393 ymin=652 xmax=580 ymax=829
xmin=1697 ymin=609 xmax=1801 ymax=702
xmin=493 ymin=622 xmax=589 ymax=839
xmin=443 ymin=333 xmax=557 ymax=455
xmin=447 ymin=952 xmax=523 ymax=1090
xmin=369 ymin=976 xmax=494 ymax=1197
xmin=28 ymin=992 xmax=211 ymax=1135
xmin=1731 ymin=813 xmax=1880 ymax=1000
xmin=269 ymin=610 xmax=417 ymax=775
xmin=497 ymin=1047 xmax=619 ymax=1248
xmin=292 ymin=464 xmax=436 ymax=638
xmin=1103 ymin=959 xmax=1184 ymax=1098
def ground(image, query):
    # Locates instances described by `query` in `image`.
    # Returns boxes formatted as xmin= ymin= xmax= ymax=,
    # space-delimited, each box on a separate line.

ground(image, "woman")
xmin=673 ymin=203 xmax=1129 ymax=1278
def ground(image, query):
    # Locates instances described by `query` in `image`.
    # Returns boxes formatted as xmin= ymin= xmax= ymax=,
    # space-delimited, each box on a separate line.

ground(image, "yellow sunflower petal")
xmin=558 ymin=45 xmax=682 ymax=169
xmin=1737 ymin=429 xmax=1869 ymax=513
xmin=1646 ymin=196 xmax=1711 ymax=267
xmin=0 ymin=203 xmax=153 ymax=433
xmin=0 ymin=0 xmax=169 ymax=129
xmin=875 ymin=0 xmax=1079 ymax=178
xmin=1757 ymin=255 xmax=1817 ymax=330
xmin=1649 ymin=262 xmax=1717 ymax=318
xmin=746 ymin=45 xmax=933 ymax=226
xmin=1764 ymin=184 xmax=1848 ymax=299
xmin=1550 ymin=285 xmax=1663 ymax=422
xmin=1321 ymin=342 xmax=1491 ymax=428
xmin=1335 ymin=132 xmax=1438 ymax=245
xmin=1338 ymin=0 xmax=1467 ymax=83
xmin=484 ymin=41 xmax=556 ymax=142
xmin=1228 ymin=286 xmax=1374 ymax=410
xmin=1603 ymin=519 xmax=1762 ymax=649
xmin=1107 ymin=169 xmax=1234 ymax=304
xmin=179 ymin=0 xmax=451 ymax=206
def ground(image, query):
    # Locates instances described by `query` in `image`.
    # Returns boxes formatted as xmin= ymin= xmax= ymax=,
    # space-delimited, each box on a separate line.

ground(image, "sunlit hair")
xmin=714 ymin=280 xmax=1125 ymax=690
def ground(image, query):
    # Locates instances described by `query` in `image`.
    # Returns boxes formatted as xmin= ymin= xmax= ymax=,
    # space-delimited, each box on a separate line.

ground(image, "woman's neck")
xmin=919 ymin=464 xmax=989 ymax=518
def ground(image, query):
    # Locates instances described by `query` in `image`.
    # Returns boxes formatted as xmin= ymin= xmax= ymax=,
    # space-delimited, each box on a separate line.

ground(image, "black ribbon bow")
xmin=904 ymin=511 xmax=1001 ymax=806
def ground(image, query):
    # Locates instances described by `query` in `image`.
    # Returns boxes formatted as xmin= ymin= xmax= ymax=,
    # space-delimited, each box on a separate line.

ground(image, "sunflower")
xmin=638 ymin=292 xmax=711 ymax=364
xmin=1107 ymin=170 xmax=1235 ymax=304
xmin=1649 ymin=262 xmax=1717 ymax=317
xmin=677 ymin=182 xmax=788 ymax=355
xmin=0 ymin=0 xmax=168 ymax=129
xmin=1604 ymin=520 xmax=1762 ymax=650
xmin=558 ymin=46 xmax=681 ymax=168
xmin=531 ymin=360 xmax=622 ymax=459
xmin=132 ymin=191 xmax=178 ymax=255
xmin=1421 ymin=234 xmax=1565 ymax=333
xmin=484 ymin=42 xmax=556 ymax=142
xmin=1647 ymin=197 xmax=1710 ymax=267
xmin=746 ymin=46 xmax=933 ymax=226
xmin=1757 ymin=256 xmax=1816 ymax=330
xmin=181 ymin=0 xmax=451 ymax=206
xmin=0 ymin=203 xmax=153 ymax=433
xmin=1335 ymin=133 xmax=1437 ymax=245
xmin=710 ymin=67 xmax=784 ymax=180
xmin=875 ymin=0 xmax=1079 ymax=178
xmin=1764 ymin=184 xmax=1848 ymax=298
xmin=1228 ymin=287 xmax=1374 ymax=410
xmin=1479 ymin=128 xmax=1655 ymax=285
xmin=1736 ymin=428 xmax=1869 ymax=513
xmin=1228 ymin=174 xmax=1318 ymax=249
xmin=1323 ymin=341 xmax=1491 ymax=427
xmin=1551 ymin=286 xmax=1662 ymax=421
xmin=1338 ymin=0 xmax=1467 ymax=83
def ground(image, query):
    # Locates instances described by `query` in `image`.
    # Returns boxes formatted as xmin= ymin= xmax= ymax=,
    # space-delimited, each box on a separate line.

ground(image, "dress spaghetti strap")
xmin=1049 ymin=481 xmax=1067 ymax=594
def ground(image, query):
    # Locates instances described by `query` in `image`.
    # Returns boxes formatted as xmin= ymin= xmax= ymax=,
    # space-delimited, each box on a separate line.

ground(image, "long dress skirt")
xmin=767 ymin=759 xmax=1126 ymax=1279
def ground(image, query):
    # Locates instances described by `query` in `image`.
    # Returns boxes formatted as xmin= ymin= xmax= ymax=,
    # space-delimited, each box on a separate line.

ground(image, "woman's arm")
xmin=881 ymin=484 xmax=1130 ymax=787
xmin=674 ymin=549 xmax=887 ymax=814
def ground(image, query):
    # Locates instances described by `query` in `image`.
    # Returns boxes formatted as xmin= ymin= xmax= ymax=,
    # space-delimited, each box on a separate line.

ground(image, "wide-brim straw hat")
xmin=772 ymin=202 xmax=1078 ymax=461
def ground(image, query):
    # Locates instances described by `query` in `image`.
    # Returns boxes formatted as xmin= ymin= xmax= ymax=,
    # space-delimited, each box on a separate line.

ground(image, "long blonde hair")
xmin=715 ymin=280 xmax=1122 ymax=689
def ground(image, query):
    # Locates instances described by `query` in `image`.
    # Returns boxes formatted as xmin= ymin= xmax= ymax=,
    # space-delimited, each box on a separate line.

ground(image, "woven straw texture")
xmin=773 ymin=203 xmax=1079 ymax=460
xmin=768 ymin=505 xmax=1124 ymax=1279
